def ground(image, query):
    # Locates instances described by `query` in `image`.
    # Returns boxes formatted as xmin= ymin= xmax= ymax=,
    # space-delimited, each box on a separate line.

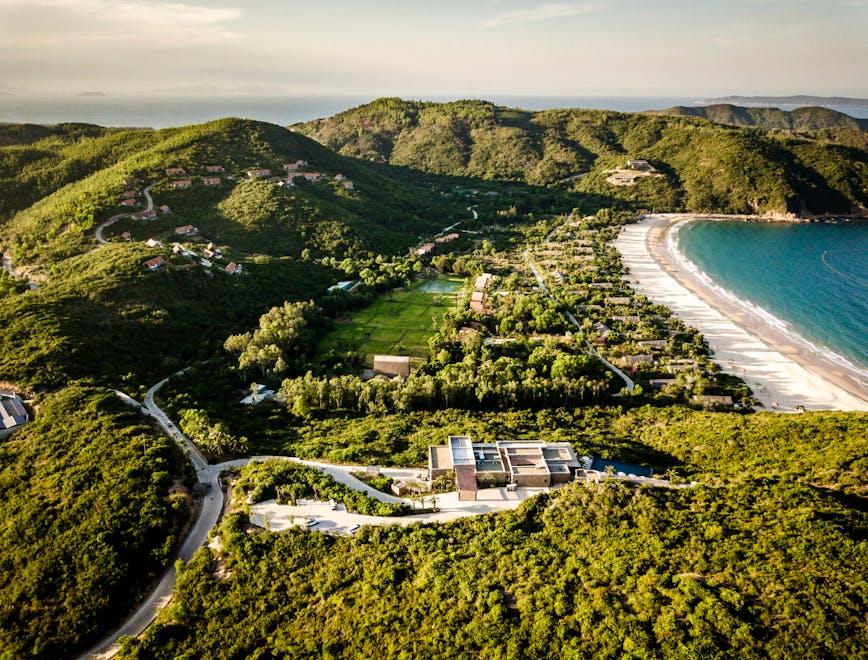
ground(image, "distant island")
xmin=701 ymin=95 xmax=868 ymax=109
xmin=77 ymin=91 xmax=107 ymax=97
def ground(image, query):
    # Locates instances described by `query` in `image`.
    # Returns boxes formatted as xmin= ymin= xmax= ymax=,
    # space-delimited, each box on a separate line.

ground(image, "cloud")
xmin=0 ymin=0 xmax=243 ymax=46
xmin=482 ymin=1 xmax=608 ymax=28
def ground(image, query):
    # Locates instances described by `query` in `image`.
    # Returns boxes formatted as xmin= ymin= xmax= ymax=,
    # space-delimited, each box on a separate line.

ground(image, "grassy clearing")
xmin=320 ymin=275 xmax=464 ymax=361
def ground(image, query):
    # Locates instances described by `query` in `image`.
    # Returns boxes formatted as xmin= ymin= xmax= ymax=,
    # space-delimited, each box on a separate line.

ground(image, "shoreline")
xmin=615 ymin=215 xmax=868 ymax=412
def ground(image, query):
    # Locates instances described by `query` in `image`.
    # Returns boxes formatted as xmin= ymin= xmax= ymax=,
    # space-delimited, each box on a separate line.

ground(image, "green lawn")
xmin=320 ymin=275 xmax=464 ymax=362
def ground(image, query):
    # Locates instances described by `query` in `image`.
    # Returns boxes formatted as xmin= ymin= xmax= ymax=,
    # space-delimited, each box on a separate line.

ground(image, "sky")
xmin=0 ymin=0 xmax=866 ymax=98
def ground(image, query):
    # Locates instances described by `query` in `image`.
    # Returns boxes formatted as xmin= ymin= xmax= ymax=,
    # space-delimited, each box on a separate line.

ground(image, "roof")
xmin=175 ymin=225 xmax=196 ymax=234
xmin=144 ymin=256 xmax=166 ymax=269
xmin=0 ymin=393 xmax=27 ymax=429
xmin=225 ymin=261 xmax=241 ymax=274
xmin=373 ymin=355 xmax=411 ymax=375
xmin=475 ymin=272 xmax=494 ymax=290
xmin=454 ymin=466 xmax=478 ymax=492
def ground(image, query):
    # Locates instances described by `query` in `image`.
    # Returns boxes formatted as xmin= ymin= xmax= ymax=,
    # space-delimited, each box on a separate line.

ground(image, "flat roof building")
xmin=428 ymin=436 xmax=581 ymax=498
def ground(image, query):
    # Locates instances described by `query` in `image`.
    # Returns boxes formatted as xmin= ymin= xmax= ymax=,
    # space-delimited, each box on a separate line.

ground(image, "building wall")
xmin=513 ymin=473 xmax=551 ymax=488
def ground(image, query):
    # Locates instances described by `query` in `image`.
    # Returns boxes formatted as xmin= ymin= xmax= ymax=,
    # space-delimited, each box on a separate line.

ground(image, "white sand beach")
xmin=615 ymin=215 xmax=868 ymax=412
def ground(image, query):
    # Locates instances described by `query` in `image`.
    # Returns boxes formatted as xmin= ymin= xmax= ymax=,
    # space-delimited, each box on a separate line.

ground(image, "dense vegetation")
xmin=233 ymin=459 xmax=410 ymax=516
xmin=2 ymin=106 xmax=866 ymax=658
xmin=0 ymin=387 xmax=192 ymax=658
xmin=297 ymin=98 xmax=868 ymax=216
xmin=654 ymin=104 xmax=868 ymax=148
xmin=121 ymin=409 xmax=867 ymax=658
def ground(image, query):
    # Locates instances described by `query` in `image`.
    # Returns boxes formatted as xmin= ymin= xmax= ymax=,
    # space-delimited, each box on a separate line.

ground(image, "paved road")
xmin=80 ymin=375 xmax=220 ymax=659
xmin=95 ymin=185 xmax=153 ymax=244
xmin=524 ymin=249 xmax=635 ymax=392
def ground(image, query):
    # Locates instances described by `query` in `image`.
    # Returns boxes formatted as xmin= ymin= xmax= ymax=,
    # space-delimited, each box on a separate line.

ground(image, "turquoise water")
xmin=676 ymin=220 xmax=868 ymax=373
xmin=418 ymin=278 xmax=462 ymax=293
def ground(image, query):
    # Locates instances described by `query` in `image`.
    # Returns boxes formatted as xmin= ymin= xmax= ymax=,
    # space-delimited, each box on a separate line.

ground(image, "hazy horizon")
xmin=1 ymin=1 xmax=866 ymax=99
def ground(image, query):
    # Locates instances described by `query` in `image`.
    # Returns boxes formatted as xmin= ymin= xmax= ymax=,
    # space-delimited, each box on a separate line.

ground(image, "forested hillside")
xmin=121 ymin=409 xmax=868 ymax=659
xmin=296 ymin=98 xmax=868 ymax=216
xmin=1 ymin=117 xmax=465 ymax=269
xmin=0 ymin=387 xmax=192 ymax=658
xmin=653 ymin=104 xmax=868 ymax=149
xmin=0 ymin=123 xmax=160 ymax=220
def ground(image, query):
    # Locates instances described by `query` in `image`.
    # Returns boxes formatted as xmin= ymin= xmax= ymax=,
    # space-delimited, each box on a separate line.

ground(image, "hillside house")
xmin=284 ymin=160 xmax=308 ymax=171
xmin=132 ymin=209 xmax=156 ymax=221
xmin=174 ymin=225 xmax=198 ymax=236
xmin=372 ymin=355 xmax=411 ymax=379
xmin=203 ymin=248 xmax=216 ymax=259
xmin=205 ymin=165 xmax=225 ymax=173
xmin=475 ymin=272 xmax=494 ymax=290
xmin=0 ymin=392 xmax=29 ymax=431
xmin=435 ymin=233 xmax=460 ymax=244
xmin=172 ymin=179 xmax=192 ymax=189
xmin=302 ymin=172 xmax=324 ymax=182
xmin=165 ymin=167 xmax=186 ymax=176
xmin=225 ymin=261 xmax=243 ymax=275
xmin=120 ymin=231 xmax=131 ymax=241
xmin=247 ymin=168 xmax=271 ymax=178
xmin=606 ymin=296 xmax=633 ymax=306
xmin=143 ymin=256 xmax=166 ymax=271
xmin=145 ymin=238 xmax=161 ymax=248
xmin=626 ymin=159 xmax=654 ymax=172
xmin=416 ymin=243 xmax=435 ymax=256
xmin=158 ymin=204 xmax=171 ymax=214
xmin=202 ymin=176 xmax=221 ymax=186
xmin=120 ymin=189 xmax=138 ymax=199
xmin=120 ymin=198 xmax=137 ymax=207
xmin=648 ymin=378 xmax=677 ymax=390
xmin=200 ymin=259 xmax=213 ymax=268
xmin=428 ymin=436 xmax=582 ymax=498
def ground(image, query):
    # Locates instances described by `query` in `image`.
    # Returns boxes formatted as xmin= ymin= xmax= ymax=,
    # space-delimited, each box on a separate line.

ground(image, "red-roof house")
xmin=120 ymin=198 xmax=137 ymax=207
xmin=204 ymin=165 xmax=225 ymax=173
xmin=132 ymin=209 xmax=156 ymax=221
xmin=202 ymin=176 xmax=221 ymax=186
xmin=174 ymin=225 xmax=198 ymax=236
xmin=247 ymin=168 xmax=271 ymax=178
xmin=284 ymin=160 xmax=308 ymax=171
xmin=172 ymin=179 xmax=193 ymax=189
xmin=143 ymin=256 xmax=166 ymax=271
xmin=225 ymin=261 xmax=243 ymax=275
xmin=165 ymin=167 xmax=186 ymax=176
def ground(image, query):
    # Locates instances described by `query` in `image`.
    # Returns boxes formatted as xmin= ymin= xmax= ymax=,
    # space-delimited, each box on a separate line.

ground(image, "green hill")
xmin=1 ymin=117 xmax=466 ymax=269
xmin=653 ymin=103 xmax=868 ymax=148
xmin=0 ymin=117 xmax=488 ymax=388
xmin=295 ymin=98 xmax=868 ymax=216
xmin=0 ymin=123 xmax=161 ymax=220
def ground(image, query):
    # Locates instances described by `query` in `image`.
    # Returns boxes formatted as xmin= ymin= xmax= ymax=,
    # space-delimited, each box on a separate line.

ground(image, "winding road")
xmin=95 ymin=185 xmax=153 ymax=244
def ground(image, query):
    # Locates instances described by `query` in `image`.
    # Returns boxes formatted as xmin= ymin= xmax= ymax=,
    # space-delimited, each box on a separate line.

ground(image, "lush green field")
xmin=318 ymin=275 xmax=465 ymax=361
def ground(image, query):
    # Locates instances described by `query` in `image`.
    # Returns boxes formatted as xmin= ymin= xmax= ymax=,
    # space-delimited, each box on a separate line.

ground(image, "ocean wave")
xmin=668 ymin=219 xmax=868 ymax=389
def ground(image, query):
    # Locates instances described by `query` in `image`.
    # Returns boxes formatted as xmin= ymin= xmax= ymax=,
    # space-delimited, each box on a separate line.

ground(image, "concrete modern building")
xmin=428 ymin=436 xmax=582 ymax=498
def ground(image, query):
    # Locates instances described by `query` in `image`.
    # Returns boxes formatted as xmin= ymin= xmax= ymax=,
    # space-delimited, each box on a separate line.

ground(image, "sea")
xmin=675 ymin=220 xmax=868 ymax=382
xmin=4 ymin=94 xmax=866 ymax=129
